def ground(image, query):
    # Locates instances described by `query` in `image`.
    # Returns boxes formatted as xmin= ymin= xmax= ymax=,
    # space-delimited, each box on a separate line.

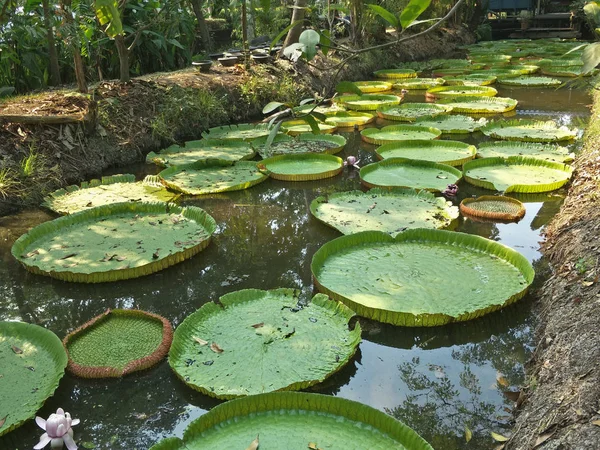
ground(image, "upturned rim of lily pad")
xmin=460 ymin=195 xmax=526 ymax=221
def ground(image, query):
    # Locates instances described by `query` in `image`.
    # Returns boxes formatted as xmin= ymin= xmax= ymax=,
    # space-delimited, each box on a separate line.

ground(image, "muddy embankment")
xmin=0 ymin=26 xmax=473 ymax=217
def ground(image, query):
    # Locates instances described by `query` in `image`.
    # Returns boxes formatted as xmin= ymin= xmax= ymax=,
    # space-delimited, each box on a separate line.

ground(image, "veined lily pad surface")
xmin=432 ymin=68 xmax=472 ymax=77
xmin=201 ymin=123 xmax=273 ymax=141
xmin=481 ymin=120 xmax=579 ymax=142
xmin=281 ymin=119 xmax=337 ymax=136
xmin=415 ymin=115 xmax=488 ymax=134
xmin=497 ymin=76 xmax=562 ymax=87
xmin=310 ymin=188 xmax=458 ymax=236
xmin=169 ymin=289 xmax=361 ymax=399
xmin=393 ymin=78 xmax=445 ymax=90
xmin=42 ymin=174 xmax=176 ymax=215
xmin=373 ymin=68 xmax=417 ymax=79
xmin=437 ymin=96 xmax=518 ymax=114
xmin=311 ymin=229 xmax=534 ymax=326
xmin=443 ymin=74 xmax=497 ymax=86
xmin=63 ymin=309 xmax=173 ymax=378
xmin=477 ymin=141 xmax=574 ymax=163
xmin=324 ymin=111 xmax=376 ymax=127
xmin=353 ymin=80 xmax=393 ymax=92
xmin=159 ymin=160 xmax=268 ymax=195
xmin=336 ymin=94 xmax=402 ymax=111
xmin=145 ymin=139 xmax=256 ymax=167
xmin=11 ymin=202 xmax=217 ymax=283
xmin=360 ymin=158 xmax=462 ymax=192
xmin=463 ymin=156 xmax=573 ymax=193
xmin=254 ymin=133 xmax=346 ymax=158
xmin=149 ymin=392 xmax=433 ymax=450
xmin=0 ymin=321 xmax=68 ymax=436
xmin=507 ymin=64 xmax=540 ymax=74
xmin=376 ymin=103 xmax=452 ymax=122
xmin=376 ymin=140 xmax=477 ymax=166
xmin=426 ymin=85 xmax=498 ymax=99
xmin=361 ymin=125 xmax=441 ymax=144
xmin=541 ymin=66 xmax=595 ymax=77
xmin=258 ymin=153 xmax=343 ymax=181
xmin=460 ymin=196 xmax=526 ymax=222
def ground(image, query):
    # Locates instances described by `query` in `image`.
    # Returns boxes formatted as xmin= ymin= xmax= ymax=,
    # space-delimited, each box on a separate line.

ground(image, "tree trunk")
xmin=115 ymin=34 xmax=130 ymax=82
xmin=42 ymin=0 xmax=61 ymax=86
xmin=189 ymin=0 xmax=211 ymax=52
xmin=281 ymin=0 xmax=306 ymax=53
xmin=242 ymin=0 xmax=249 ymax=68
xmin=349 ymin=0 xmax=362 ymax=45
xmin=60 ymin=0 xmax=87 ymax=93
xmin=248 ymin=0 xmax=255 ymax=41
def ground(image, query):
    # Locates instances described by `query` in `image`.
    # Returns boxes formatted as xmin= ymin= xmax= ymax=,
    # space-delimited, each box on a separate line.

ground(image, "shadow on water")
xmin=0 ymin=81 xmax=590 ymax=449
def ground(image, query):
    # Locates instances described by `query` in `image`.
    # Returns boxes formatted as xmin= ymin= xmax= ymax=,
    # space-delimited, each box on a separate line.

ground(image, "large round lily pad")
xmin=0 ymin=321 xmax=68 ymax=436
xmin=360 ymin=158 xmax=462 ymax=192
xmin=201 ymin=123 xmax=273 ymax=141
xmin=258 ymin=153 xmax=343 ymax=181
xmin=376 ymin=103 xmax=452 ymax=122
xmin=540 ymin=66 xmax=595 ymax=77
xmin=498 ymin=76 xmax=561 ymax=87
xmin=311 ymin=229 xmax=535 ymax=326
xmin=373 ymin=68 xmax=417 ymax=79
xmin=480 ymin=120 xmax=579 ymax=142
xmin=159 ymin=160 xmax=268 ymax=195
xmin=169 ymin=289 xmax=361 ymax=399
xmin=376 ymin=140 xmax=477 ymax=166
xmin=63 ymin=309 xmax=173 ymax=378
xmin=436 ymin=96 xmax=518 ymax=114
xmin=149 ymin=392 xmax=433 ymax=450
xmin=324 ymin=111 xmax=376 ymax=127
xmin=336 ymin=94 xmax=402 ymax=111
xmin=477 ymin=141 xmax=574 ymax=163
xmin=443 ymin=74 xmax=497 ymax=86
xmin=393 ymin=78 xmax=445 ymax=90
xmin=146 ymin=139 xmax=256 ymax=167
xmin=353 ymin=80 xmax=393 ymax=92
xmin=310 ymin=188 xmax=458 ymax=236
xmin=463 ymin=156 xmax=573 ymax=193
xmin=426 ymin=85 xmax=498 ymax=99
xmin=281 ymin=119 xmax=337 ymax=136
xmin=11 ymin=202 xmax=217 ymax=283
xmin=460 ymin=196 xmax=526 ymax=222
xmin=42 ymin=174 xmax=176 ymax=215
xmin=415 ymin=115 xmax=488 ymax=134
xmin=254 ymin=133 xmax=346 ymax=158
xmin=361 ymin=125 xmax=441 ymax=144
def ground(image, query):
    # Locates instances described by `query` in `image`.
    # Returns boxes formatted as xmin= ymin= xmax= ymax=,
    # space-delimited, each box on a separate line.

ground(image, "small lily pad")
xmin=336 ymin=94 xmax=402 ymax=111
xmin=258 ymin=153 xmax=343 ymax=181
xmin=281 ymin=119 xmax=337 ymax=136
xmin=324 ymin=111 xmax=376 ymax=128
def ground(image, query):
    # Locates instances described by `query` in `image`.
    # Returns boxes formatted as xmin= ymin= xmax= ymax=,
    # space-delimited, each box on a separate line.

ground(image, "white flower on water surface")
xmin=34 ymin=408 xmax=79 ymax=450
xmin=344 ymin=156 xmax=361 ymax=169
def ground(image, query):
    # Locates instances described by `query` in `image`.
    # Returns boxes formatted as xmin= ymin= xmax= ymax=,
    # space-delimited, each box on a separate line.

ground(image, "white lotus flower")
xmin=344 ymin=156 xmax=360 ymax=169
xmin=34 ymin=408 xmax=79 ymax=450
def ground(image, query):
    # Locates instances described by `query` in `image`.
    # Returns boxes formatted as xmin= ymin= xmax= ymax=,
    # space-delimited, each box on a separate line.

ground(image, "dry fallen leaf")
xmin=503 ymin=390 xmax=520 ymax=402
xmin=592 ymin=419 xmax=600 ymax=426
xmin=534 ymin=431 xmax=554 ymax=448
xmin=308 ymin=443 xmax=317 ymax=450
xmin=210 ymin=342 xmax=224 ymax=353
xmin=193 ymin=336 xmax=208 ymax=346
xmin=246 ymin=435 xmax=259 ymax=450
xmin=251 ymin=322 xmax=265 ymax=329
xmin=0 ymin=416 xmax=6 ymax=428
xmin=465 ymin=425 xmax=472 ymax=443
xmin=496 ymin=373 xmax=510 ymax=387
xmin=491 ymin=431 xmax=509 ymax=442
xmin=11 ymin=345 xmax=23 ymax=354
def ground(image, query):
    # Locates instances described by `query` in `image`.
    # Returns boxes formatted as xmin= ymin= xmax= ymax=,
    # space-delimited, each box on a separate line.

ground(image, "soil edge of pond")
xmin=509 ymin=90 xmax=600 ymax=449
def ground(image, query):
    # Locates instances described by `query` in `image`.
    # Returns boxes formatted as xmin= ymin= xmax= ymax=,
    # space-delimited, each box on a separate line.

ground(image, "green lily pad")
xmin=311 ymin=229 xmax=534 ymax=326
xmin=540 ymin=66 xmax=596 ymax=77
xmin=376 ymin=140 xmax=477 ymax=166
xmin=436 ymin=96 xmax=518 ymax=114
xmin=324 ymin=111 xmax=376 ymax=127
xmin=426 ymin=85 xmax=498 ymax=99
xmin=310 ymin=188 xmax=459 ymax=236
xmin=460 ymin=195 xmax=526 ymax=222
xmin=463 ymin=156 xmax=573 ymax=193
xmin=201 ymin=123 xmax=273 ymax=141
xmin=253 ymin=133 xmax=346 ymax=158
xmin=149 ymin=392 xmax=433 ymax=450
xmin=360 ymin=158 xmax=462 ymax=192
xmin=432 ymin=68 xmax=472 ymax=77
xmin=11 ymin=202 xmax=217 ymax=283
xmin=353 ymin=80 xmax=393 ymax=92
xmin=145 ymin=139 xmax=256 ymax=167
xmin=536 ymin=58 xmax=583 ymax=67
xmin=469 ymin=54 xmax=512 ymax=63
xmin=471 ymin=68 xmax=527 ymax=78
xmin=477 ymin=141 xmax=574 ymax=163
xmin=0 ymin=321 xmax=68 ymax=436
xmin=361 ymin=125 xmax=441 ymax=144
xmin=497 ymin=76 xmax=561 ymax=87
xmin=508 ymin=64 xmax=540 ymax=74
xmin=376 ymin=103 xmax=452 ymax=122
xmin=480 ymin=120 xmax=579 ymax=142
xmin=443 ymin=74 xmax=497 ymax=86
xmin=258 ymin=153 xmax=343 ymax=181
xmin=169 ymin=289 xmax=360 ymax=399
xmin=393 ymin=78 xmax=445 ymax=90
xmin=336 ymin=94 xmax=402 ymax=111
xmin=429 ymin=58 xmax=474 ymax=68
xmin=415 ymin=115 xmax=488 ymax=134
xmin=42 ymin=175 xmax=176 ymax=215
xmin=373 ymin=68 xmax=417 ymax=79
xmin=63 ymin=309 xmax=173 ymax=378
xmin=281 ymin=119 xmax=337 ymax=136
xmin=159 ymin=160 xmax=268 ymax=195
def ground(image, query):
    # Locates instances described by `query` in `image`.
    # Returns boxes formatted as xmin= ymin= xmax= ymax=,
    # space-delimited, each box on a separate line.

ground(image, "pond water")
xmin=0 ymin=80 xmax=589 ymax=449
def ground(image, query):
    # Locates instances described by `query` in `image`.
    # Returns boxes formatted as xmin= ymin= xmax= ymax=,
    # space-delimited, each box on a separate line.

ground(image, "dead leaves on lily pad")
xmin=246 ymin=435 xmax=259 ymax=450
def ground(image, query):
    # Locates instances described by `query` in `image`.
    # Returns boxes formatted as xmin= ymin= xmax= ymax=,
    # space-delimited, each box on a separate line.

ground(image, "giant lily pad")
xmin=149 ymin=392 xmax=433 ymax=450
xmin=540 ymin=66 xmax=596 ymax=77
xmin=360 ymin=158 xmax=462 ymax=192
xmin=169 ymin=289 xmax=361 ymax=399
xmin=336 ymin=94 xmax=402 ymax=111
xmin=0 ymin=321 xmax=68 ymax=436
xmin=436 ymin=96 xmax=518 ymax=114
xmin=324 ymin=111 xmax=376 ymax=128
xmin=353 ymin=80 xmax=393 ymax=92
xmin=443 ymin=74 xmax=497 ymax=86
xmin=146 ymin=139 xmax=256 ymax=167
xmin=11 ymin=202 xmax=217 ymax=283
xmin=432 ymin=68 xmax=472 ymax=77
xmin=201 ymin=123 xmax=273 ymax=141
xmin=480 ymin=120 xmax=579 ymax=142
xmin=376 ymin=140 xmax=477 ymax=166
xmin=361 ymin=125 xmax=441 ymax=144
xmin=415 ymin=115 xmax=488 ymax=134
xmin=63 ymin=309 xmax=173 ymax=378
xmin=426 ymin=85 xmax=498 ymax=99
xmin=258 ymin=153 xmax=343 ymax=181
xmin=281 ymin=119 xmax=337 ymax=136
xmin=393 ymin=78 xmax=445 ymax=90
xmin=508 ymin=64 xmax=540 ymax=74
xmin=310 ymin=188 xmax=458 ymax=236
xmin=460 ymin=196 xmax=526 ymax=222
xmin=497 ymin=76 xmax=561 ymax=87
xmin=254 ymin=133 xmax=346 ymax=158
xmin=463 ymin=156 xmax=573 ymax=193
xmin=373 ymin=68 xmax=417 ymax=79
xmin=376 ymin=103 xmax=452 ymax=122
xmin=471 ymin=68 xmax=526 ymax=78
xmin=42 ymin=175 xmax=176 ymax=215
xmin=159 ymin=160 xmax=268 ymax=195
xmin=477 ymin=141 xmax=574 ymax=163
xmin=311 ymin=229 xmax=535 ymax=326
xmin=469 ymin=54 xmax=512 ymax=63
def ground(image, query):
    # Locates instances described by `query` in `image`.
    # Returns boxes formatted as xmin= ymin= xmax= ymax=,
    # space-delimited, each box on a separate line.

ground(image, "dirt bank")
xmin=0 ymin=26 xmax=473 ymax=217
xmin=508 ymin=91 xmax=600 ymax=449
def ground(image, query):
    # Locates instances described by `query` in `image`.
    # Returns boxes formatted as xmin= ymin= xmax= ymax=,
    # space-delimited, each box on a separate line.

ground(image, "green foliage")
xmin=475 ymin=23 xmax=492 ymax=41
xmin=239 ymin=66 xmax=309 ymax=110
xmin=94 ymin=0 xmax=123 ymax=38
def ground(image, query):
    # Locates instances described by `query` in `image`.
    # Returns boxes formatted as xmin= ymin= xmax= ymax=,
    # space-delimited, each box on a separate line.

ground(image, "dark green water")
xmin=0 ymin=82 xmax=589 ymax=450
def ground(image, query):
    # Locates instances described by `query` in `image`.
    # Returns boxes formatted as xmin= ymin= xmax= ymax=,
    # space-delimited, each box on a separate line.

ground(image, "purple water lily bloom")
xmin=344 ymin=156 xmax=361 ymax=169
xmin=34 ymin=408 xmax=79 ymax=450
xmin=441 ymin=184 xmax=458 ymax=199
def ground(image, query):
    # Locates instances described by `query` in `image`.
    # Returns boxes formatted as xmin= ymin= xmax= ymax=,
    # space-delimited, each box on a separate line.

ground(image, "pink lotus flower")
xmin=344 ymin=156 xmax=360 ymax=169
xmin=34 ymin=408 xmax=79 ymax=450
